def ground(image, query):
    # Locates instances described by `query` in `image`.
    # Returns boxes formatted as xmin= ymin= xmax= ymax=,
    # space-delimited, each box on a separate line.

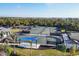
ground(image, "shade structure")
xmin=17 ymin=36 xmax=38 ymax=42
xmin=17 ymin=36 xmax=40 ymax=49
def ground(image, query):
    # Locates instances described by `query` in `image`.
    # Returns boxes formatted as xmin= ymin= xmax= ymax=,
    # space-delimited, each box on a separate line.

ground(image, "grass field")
xmin=1 ymin=45 xmax=79 ymax=56
xmin=10 ymin=29 xmax=22 ymax=33
xmin=14 ymin=48 xmax=70 ymax=56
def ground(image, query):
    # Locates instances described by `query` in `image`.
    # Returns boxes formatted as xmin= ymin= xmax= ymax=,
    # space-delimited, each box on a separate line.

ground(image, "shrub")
xmin=57 ymin=44 xmax=66 ymax=52
xmin=5 ymin=46 xmax=13 ymax=56
xmin=70 ymin=44 xmax=77 ymax=56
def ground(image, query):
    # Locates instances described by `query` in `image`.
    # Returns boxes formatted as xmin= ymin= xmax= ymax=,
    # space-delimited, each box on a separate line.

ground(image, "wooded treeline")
xmin=0 ymin=17 xmax=79 ymax=31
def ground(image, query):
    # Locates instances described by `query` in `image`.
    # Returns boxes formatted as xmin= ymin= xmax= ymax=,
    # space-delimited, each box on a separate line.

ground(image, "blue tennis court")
xmin=17 ymin=36 xmax=38 ymax=42
xmin=16 ymin=36 xmax=40 ymax=49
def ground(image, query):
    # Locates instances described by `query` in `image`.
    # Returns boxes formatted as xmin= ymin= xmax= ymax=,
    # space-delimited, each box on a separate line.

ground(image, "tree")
xmin=0 ymin=17 xmax=79 ymax=31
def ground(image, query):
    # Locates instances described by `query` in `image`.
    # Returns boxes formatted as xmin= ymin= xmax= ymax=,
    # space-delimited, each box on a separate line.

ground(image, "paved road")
xmin=62 ymin=33 xmax=74 ymax=49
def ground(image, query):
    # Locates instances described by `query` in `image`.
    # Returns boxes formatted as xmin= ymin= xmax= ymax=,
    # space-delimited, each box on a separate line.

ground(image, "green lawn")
xmin=10 ymin=29 xmax=22 ymax=33
xmin=14 ymin=48 xmax=70 ymax=56
xmin=1 ymin=45 xmax=79 ymax=56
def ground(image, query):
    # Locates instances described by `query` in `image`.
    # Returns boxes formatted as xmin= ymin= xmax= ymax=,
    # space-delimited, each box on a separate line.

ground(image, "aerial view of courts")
xmin=0 ymin=25 xmax=79 ymax=56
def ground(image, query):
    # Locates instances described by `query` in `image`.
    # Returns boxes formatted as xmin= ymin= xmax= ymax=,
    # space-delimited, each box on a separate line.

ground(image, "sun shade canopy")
xmin=17 ymin=37 xmax=38 ymax=42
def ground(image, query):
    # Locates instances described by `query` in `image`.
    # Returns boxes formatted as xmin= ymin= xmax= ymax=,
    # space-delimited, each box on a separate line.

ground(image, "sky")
xmin=0 ymin=3 xmax=79 ymax=18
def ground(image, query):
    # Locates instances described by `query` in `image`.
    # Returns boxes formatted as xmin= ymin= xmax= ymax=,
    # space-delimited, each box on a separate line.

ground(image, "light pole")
xmin=13 ymin=34 xmax=16 ymax=55
xmin=30 ymin=40 xmax=32 ymax=56
xmin=36 ymin=40 xmax=37 ymax=49
xmin=26 ymin=40 xmax=32 ymax=56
